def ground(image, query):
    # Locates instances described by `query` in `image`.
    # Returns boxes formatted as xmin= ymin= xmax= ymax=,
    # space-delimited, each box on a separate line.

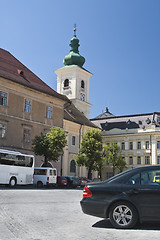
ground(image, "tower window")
xmin=64 ymin=79 xmax=69 ymax=88
xmin=81 ymin=80 xmax=85 ymax=89
xmin=72 ymin=136 xmax=76 ymax=145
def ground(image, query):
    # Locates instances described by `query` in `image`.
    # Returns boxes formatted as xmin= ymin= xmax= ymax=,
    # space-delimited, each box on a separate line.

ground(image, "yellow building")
xmin=63 ymin=102 xmax=97 ymax=177
xmin=0 ymin=48 xmax=69 ymax=168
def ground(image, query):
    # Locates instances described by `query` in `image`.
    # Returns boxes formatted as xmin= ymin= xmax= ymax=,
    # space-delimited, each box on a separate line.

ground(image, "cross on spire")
xmin=73 ymin=24 xmax=77 ymax=36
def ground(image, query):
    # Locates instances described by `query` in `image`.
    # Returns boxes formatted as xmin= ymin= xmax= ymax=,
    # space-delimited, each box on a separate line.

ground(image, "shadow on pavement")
xmin=92 ymin=219 xmax=160 ymax=230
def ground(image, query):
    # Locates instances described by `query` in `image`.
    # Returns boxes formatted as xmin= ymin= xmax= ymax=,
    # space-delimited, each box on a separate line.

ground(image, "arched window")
xmin=81 ymin=80 xmax=85 ymax=89
xmin=70 ymin=160 xmax=76 ymax=173
xmin=64 ymin=79 xmax=69 ymax=88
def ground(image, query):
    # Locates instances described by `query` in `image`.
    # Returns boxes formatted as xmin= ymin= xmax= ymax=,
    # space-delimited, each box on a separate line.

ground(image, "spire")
xmin=63 ymin=25 xmax=85 ymax=67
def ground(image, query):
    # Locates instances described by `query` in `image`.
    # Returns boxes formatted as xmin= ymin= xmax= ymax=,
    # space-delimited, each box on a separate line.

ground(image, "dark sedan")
xmin=65 ymin=176 xmax=80 ymax=188
xmin=80 ymin=165 xmax=160 ymax=229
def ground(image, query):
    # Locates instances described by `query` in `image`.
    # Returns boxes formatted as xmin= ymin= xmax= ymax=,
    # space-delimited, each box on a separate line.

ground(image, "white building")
xmin=91 ymin=108 xmax=160 ymax=180
xmin=55 ymin=28 xmax=92 ymax=118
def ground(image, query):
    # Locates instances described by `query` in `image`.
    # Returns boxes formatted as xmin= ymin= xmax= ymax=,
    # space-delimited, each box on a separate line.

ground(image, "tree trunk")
xmin=88 ymin=164 xmax=93 ymax=180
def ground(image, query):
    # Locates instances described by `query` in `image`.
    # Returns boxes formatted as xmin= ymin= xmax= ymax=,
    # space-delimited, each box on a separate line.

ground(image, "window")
xmin=137 ymin=156 xmax=141 ymax=165
xmin=0 ymin=123 xmax=6 ymax=138
xmin=0 ymin=92 xmax=7 ymax=106
xmin=129 ymin=156 xmax=133 ymax=165
xmin=81 ymin=80 xmax=85 ymax=89
xmin=157 ymin=156 xmax=160 ymax=164
xmin=46 ymin=106 xmax=52 ymax=119
xmin=145 ymin=156 xmax=150 ymax=165
xmin=126 ymin=173 xmax=140 ymax=185
xmin=24 ymin=99 xmax=31 ymax=113
xmin=141 ymin=169 xmax=160 ymax=185
xmin=23 ymin=129 xmax=31 ymax=143
xmin=72 ymin=136 xmax=76 ymax=146
xmin=145 ymin=141 xmax=149 ymax=149
xmin=137 ymin=141 xmax=141 ymax=150
xmin=129 ymin=142 xmax=133 ymax=150
xmin=64 ymin=79 xmax=69 ymax=88
xmin=0 ymin=154 xmax=33 ymax=167
xmin=121 ymin=142 xmax=125 ymax=150
xmin=157 ymin=141 xmax=160 ymax=149
xmin=70 ymin=160 xmax=76 ymax=173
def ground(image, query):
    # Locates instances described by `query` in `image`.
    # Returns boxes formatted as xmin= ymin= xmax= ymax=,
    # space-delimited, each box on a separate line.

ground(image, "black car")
xmin=65 ymin=176 xmax=80 ymax=188
xmin=80 ymin=165 xmax=160 ymax=229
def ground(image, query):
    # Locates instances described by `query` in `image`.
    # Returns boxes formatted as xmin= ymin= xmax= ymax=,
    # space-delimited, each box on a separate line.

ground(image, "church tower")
xmin=55 ymin=27 xmax=92 ymax=118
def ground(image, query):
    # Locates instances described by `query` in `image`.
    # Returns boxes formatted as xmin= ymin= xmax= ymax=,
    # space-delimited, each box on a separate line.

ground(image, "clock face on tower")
xmin=80 ymin=93 xmax=85 ymax=101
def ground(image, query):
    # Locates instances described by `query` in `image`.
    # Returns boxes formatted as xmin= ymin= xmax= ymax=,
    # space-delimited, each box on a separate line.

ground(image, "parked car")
xmin=65 ymin=176 xmax=80 ymax=188
xmin=34 ymin=167 xmax=57 ymax=187
xmin=57 ymin=176 xmax=68 ymax=187
xmin=80 ymin=165 xmax=160 ymax=229
xmin=79 ymin=177 xmax=91 ymax=187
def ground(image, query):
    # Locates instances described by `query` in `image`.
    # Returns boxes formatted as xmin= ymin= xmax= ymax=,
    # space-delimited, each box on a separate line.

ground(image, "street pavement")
xmin=0 ymin=187 xmax=160 ymax=240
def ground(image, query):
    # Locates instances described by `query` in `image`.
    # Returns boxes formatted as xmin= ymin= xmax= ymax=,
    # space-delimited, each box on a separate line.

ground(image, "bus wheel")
xmin=37 ymin=181 xmax=43 ymax=188
xmin=9 ymin=177 xmax=17 ymax=187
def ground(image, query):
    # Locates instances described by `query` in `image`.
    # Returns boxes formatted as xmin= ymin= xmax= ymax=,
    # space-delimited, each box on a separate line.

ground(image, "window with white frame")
xmin=157 ymin=141 xmax=160 ymax=149
xmin=46 ymin=106 xmax=52 ymax=119
xmin=157 ymin=156 xmax=160 ymax=164
xmin=0 ymin=92 xmax=7 ymax=106
xmin=121 ymin=142 xmax=125 ymax=150
xmin=129 ymin=142 xmax=133 ymax=150
xmin=137 ymin=156 xmax=141 ymax=165
xmin=81 ymin=80 xmax=85 ymax=89
xmin=145 ymin=156 xmax=150 ymax=165
xmin=129 ymin=156 xmax=133 ymax=165
xmin=64 ymin=79 xmax=69 ymax=88
xmin=137 ymin=141 xmax=141 ymax=150
xmin=145 ymin=141 xmax=149 ymax=149
xmin=24 ymin=99 xmax=31 ymax=113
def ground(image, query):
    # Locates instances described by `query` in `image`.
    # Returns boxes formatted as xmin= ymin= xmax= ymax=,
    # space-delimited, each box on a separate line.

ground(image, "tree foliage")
xmin=76 ymin=129 xmax=105 ymax=179
xmin=103 ymin=142 xmax=126 ymax=175
xmin=32 ymin=127 xmax=67 ymax=166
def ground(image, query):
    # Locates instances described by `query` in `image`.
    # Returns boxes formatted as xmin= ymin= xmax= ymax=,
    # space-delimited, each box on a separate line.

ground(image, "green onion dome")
xmin=63 ymin=32 xmax=85 ymax=67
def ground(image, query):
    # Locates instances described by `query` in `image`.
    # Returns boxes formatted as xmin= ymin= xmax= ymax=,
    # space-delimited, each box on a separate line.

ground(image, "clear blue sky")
xmin=1 ymin=0 xmax=160 ymax=119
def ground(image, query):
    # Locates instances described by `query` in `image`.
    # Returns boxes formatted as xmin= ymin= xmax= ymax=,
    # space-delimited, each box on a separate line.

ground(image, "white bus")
xmin=0 ymin=149 xmax=35 ymax=187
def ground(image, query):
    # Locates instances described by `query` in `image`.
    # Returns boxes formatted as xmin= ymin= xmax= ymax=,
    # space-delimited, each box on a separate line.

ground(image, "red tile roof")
xmin=0 ymin=48 xmax=69 ymax=102
xmin=64 ymin=102 xmax=98 ymax=128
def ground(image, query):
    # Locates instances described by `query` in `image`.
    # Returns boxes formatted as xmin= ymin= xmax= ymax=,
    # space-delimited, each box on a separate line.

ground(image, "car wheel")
xmin=9 ymin=177 xmax=17 ymax=187
xmin=109 ymin=201 xmax=138 ymax=229
xmin=37 ymin=181 xmax=43 ymax=188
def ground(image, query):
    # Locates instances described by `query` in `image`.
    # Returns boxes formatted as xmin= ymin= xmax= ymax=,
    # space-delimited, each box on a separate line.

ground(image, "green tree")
xmin=76 ymin=129 xmax=105 ymax=180
xmin=32 ymin=127 xmax=67 ymax=166
xmin=103 ymin=142 xmax=126 ymax=175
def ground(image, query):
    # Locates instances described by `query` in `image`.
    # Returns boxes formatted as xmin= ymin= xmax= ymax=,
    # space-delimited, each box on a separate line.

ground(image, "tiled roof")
xmin=0 ymin=48 xmax=69 ymax=102
xmin=64 ymin=102 xmax=98 ymax=128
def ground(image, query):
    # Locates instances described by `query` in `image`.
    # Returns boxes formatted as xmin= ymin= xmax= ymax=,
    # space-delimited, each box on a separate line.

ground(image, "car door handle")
xmin=126 ymin=188 xmax=139 ymax=195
